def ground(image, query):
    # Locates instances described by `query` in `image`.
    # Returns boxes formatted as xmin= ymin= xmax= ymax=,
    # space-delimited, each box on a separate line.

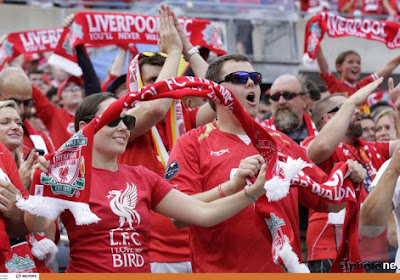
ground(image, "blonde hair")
xmin=374 ymin=108 xmax=400 ymax=141
xmin=0 ymin=100 xmax=22 ymax=167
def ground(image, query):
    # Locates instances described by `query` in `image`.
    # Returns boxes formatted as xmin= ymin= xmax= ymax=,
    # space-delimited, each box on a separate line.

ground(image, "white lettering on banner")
xmin=89 ymin=32 xmax=113 ymax=40
xmin=19 ymin=29 xmax=63 ymax=51
xmin=292 ymin=170 xmax=356 ymax=201
xmin=86 ymin=14 xmax=192 ymax=37
xmin=388 ymin=28 xmax=400 ymax=48
xmin=326 ymin=13 xmax=387 ymax=38
xmin=118 ymin=32 xmax=140 ymax=40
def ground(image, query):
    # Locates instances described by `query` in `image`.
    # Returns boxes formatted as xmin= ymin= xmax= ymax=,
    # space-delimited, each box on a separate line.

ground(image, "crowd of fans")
xmin=2 ymin=0 xmax=400 ymax=275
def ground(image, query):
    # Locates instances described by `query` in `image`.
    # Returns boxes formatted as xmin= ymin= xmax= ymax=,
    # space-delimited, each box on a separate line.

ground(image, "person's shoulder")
xmin=300 ymin=134 xmax=316 ymax=148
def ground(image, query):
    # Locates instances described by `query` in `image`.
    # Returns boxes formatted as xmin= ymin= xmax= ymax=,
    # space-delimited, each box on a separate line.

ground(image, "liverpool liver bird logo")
xmin=107 ymin=183 xmax=141 ymax=230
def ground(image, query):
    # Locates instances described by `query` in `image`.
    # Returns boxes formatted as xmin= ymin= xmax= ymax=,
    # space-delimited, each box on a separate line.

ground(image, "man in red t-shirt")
xmin=0 ymin=67 xmax=54 ymax=157
xmin=302 ymin=78 xmax=400 ymax=272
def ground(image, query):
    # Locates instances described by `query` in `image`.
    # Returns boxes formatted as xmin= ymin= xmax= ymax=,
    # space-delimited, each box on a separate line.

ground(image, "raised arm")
xmin=376 ymin=53 xmax=400 ymax=79
xmin=308 ymin=78 xmax=383 ymax=164
xmin=128 ymin=5 xmax=183 ymax=140
xmin=360 ymin=146 xmax=400 ymax=232
xmin=316 ymin=47 xmax=329 ymax=75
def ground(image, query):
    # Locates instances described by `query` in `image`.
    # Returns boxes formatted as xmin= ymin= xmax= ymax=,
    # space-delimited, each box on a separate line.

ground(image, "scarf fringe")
xmin=48 ymin=53 xmax=83 ymax=76
xmin=29 ymin=235 xmax=58 ymax=264
xmin=278 ymin=242 xmax=310 ymax=273
xmin=16 ymin=195 xmax=101 ymax=225
xmin=264 ymin=157 xmax=311 ymax=201
xmin=327 ymin=209 xmax=346 ymax=225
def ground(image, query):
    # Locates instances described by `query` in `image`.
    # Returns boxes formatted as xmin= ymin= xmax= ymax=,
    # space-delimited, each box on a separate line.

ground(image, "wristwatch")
xmin=184 ymin=47 xmax=200 ymax=61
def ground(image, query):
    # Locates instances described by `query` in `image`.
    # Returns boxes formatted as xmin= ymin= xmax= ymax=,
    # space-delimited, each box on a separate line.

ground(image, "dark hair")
xmin=46 ymin=87 xmax=57 ymax=100
xmin=27 ymin=69 xmax=43 ymax=76
xmin=205 ymin=54 xmax=252 ymax=109
xmin=139 ymin=53 xmax=166 ymax=71
xmin=74 ymin=92 xmax=116 ymax=132
xmin=335 ymin=50 xmax=360 ymax=66
xmin=304 ymin=78 xmax=321 ymax=101
xmin=360 ymin=113 xmax=373 ymax=121
xmin=205 ymin=53 xmax=251 ymax=82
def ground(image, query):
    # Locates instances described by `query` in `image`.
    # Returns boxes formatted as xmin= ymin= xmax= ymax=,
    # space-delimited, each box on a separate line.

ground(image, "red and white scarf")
xmin=17 ymin=77 xmax=362 ymax=272
xmin=49 ymin=11 xmax=225 ymax=76
xmin=0 ymin=28 xmax=63 ymax=71
xmin=304 ymin=12 xmax=400 ymax=65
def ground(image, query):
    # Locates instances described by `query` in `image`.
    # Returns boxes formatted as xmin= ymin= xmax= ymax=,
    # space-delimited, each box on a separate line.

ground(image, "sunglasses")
xmin=84 ymin=115 xmax=136 ymax=130
xmin=327 ymin=103 xmax=343 ymax=114
xmin=217 ymin=71 xmax=262 ymax=85
xmin=139 ymin=52 xmax=168 ymax=60
xmin=269 ymin=91 xmax=302 ymax=102
xmin=0 ymin=93 xmax=35 ymax=107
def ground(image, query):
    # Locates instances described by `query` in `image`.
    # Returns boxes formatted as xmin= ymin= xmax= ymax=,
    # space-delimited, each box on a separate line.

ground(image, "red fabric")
xmin=0 ymin=143 xmax=28 ymax=272
xmin=362 ymin=0 xmax=384 ymax=15
xmin=0 ymin=143 xmax=25 ymax=253
xmin=57 ymin=76 xmax=83 ymax=98
xmin=302 ymin=136 xmax=390 ymax=263
xmin=62 ymin=165 xmax=173 ymax=272
xmin=261 ymin=113 xmax=318 ymax=137
xmin=304 ymin=12 xmax=400 ymax=64
xmin=52 ymin=11 xmax=226 ymax=70
xmin=0 ymin=28 xmax=63 ymax=71
xmin=168 ymin=121 xmax=284 ymax=272
xmin=320 ymin=71 xmax=377 ymax=97
xmin=338 ymin=0 xmax=359 ymax=13
xmin=24 ymin=77 xmax=364 ymax=271
xmin=22 ymin=120 xmax=55 ymax=158
xmin=32 ymin=86 xmax=75 ymax=149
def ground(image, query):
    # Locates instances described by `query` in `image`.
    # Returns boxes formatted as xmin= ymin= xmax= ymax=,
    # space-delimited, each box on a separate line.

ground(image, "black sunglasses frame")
xmin=84 ymin=115 xmax=136 ymax=130
xmin=0 ymin=93 xmax=35 ymax=107
xmin=270 ymin=91 xmax=302 ymax=102
xmin=217 ymin=71 xmax=262 ymax=85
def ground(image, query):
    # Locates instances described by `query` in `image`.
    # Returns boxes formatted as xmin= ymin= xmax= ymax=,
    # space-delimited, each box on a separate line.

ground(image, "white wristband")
xmin=184 ymin=47 xmax=199 ymax=62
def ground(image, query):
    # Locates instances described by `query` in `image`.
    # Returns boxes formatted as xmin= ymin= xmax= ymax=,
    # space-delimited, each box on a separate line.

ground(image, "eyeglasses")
xmin=217 ymin=71 xmax=262 ymax=85
xmin=64 ymin=85 xmax=82 ymax=92
xmin=270 ymin=91 xmax=302 ymax=102
xmin=84 ymin=115 xmax=136 ymax=130
xmin=139 ymin=52 xmax=168 ymax=60
xmin=326 ymin=103 xmax=343 ymax=114
xmin=0 ymin=93 xmax=35 ymax=107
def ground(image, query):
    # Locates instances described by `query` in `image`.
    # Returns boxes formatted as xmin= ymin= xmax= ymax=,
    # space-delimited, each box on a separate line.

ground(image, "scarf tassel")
xmin=16 ymin=195 xmax=100 ymax=225
xmin=278 ymin=242 xmax=310 ymax=273
xmin=29 ymin=235 xmax=58 ymax=265
xmin=264 ymin=157 xmax=312 ymax=202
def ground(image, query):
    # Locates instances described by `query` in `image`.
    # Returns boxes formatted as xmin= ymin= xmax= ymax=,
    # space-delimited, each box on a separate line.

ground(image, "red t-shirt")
xmin=62 ymin=164 xmax=173 ymax=272
xmin=32 ymin=86 xmax=75 ymax=150
xmin=302 ymin=136 xmax=390 ymax=261
xmin=320 ymin=71 xmax=378 ymax=97
xmin=118 ymin=106 xmax=198 ymax=263
xmin=167 ymin=121 xmax=288 ymax=272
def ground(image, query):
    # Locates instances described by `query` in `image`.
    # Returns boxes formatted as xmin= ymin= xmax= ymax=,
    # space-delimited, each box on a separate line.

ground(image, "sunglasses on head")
xmin=217 ymin=71 xmax=262 ymax=85
xmin=84 ymin=115 xmax=136 ymax=130
xmin=269 ymin=91 xmax=302 ymax=102
xmin=139 ymin=52 xmax=168 ymax=60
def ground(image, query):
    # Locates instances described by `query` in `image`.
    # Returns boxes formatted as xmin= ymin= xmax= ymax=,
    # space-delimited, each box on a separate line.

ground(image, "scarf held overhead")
xmin=0 ymin=28 xmax=63 ymax=71
xmin=49 ymin=11 xmax=226 ymax=76
xmin=17 ymin=77 xmax=361 ymax=272
xmin=304 ymin=12 xmax=400 ymax=64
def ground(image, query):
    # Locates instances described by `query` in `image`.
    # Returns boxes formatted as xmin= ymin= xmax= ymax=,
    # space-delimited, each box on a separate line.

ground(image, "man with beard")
xmin=262 ymin=74 xmax=318 ymax=144
xmin=302 ymin=78 xmax=400 ymax=272
xmin=262 ymin=74 xmax=319 ymax=263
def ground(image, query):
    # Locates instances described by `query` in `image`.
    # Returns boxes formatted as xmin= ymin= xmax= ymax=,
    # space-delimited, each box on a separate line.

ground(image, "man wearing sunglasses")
xmin=302 ymin=78 xmax=400 ymax=272
xmin=0 ymin=67 xmax=54 ymax=158
xmin=262 ymin=74 xmax=318 ymax=145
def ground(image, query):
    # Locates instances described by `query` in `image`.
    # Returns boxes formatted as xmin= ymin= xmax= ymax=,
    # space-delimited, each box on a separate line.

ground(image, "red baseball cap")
xmin=57 ymin=76 xmax=83 ymax=98
xmin=24 ymin=53 xmax=42 ymax=62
